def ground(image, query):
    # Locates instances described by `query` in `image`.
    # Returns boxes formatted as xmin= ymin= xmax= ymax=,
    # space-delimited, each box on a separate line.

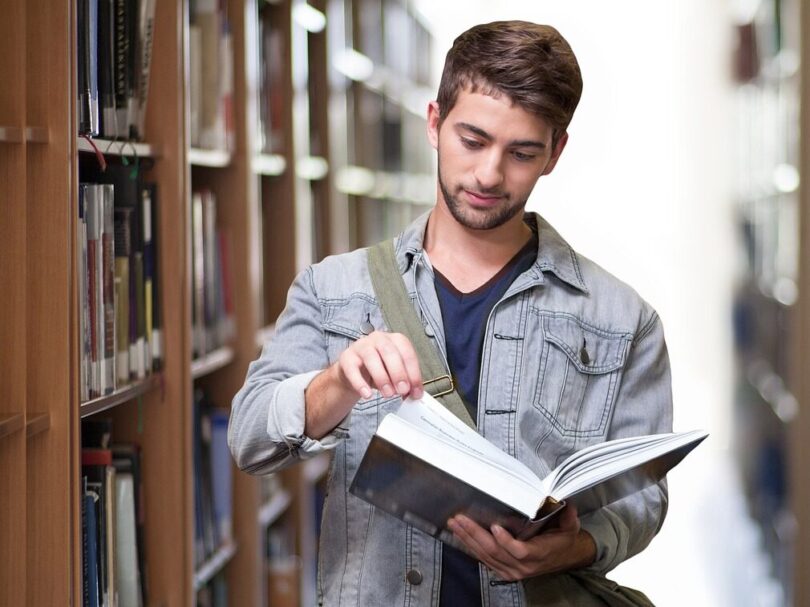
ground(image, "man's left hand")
xmin=447 ymin=504 xmax=597 ymax=581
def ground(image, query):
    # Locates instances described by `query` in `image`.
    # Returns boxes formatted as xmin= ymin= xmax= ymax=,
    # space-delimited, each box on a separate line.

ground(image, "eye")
xmin=460 ymin=137 xmax=483 ymax=150
xmin=512 ymin=151 xmax=536 ymax=162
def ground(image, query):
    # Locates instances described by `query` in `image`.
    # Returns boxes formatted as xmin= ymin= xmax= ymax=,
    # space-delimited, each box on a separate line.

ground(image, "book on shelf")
xmin=77 ymin=0 xmax=156 ymax=139
xmin=82 ymin=420 xmax=148 ymax=606
xmin=78 ymin=166 xmax=161 ymax=401
xmin=189 ymin=0 xmax=234 ymax=150
xmin=193 ymin=390 xmax=235 ymax=568
xmin=258 ymin=4 xmax=285 ymax=153
xmin=78 ymin=0 xmax=100 ymax=136
xmin=81 ymin=183 xmax=116 ymax=398
xmin=191 ymin=190 xmax=235 ymax=357
xmin=350 ymin=394 xmax=708 ymax=549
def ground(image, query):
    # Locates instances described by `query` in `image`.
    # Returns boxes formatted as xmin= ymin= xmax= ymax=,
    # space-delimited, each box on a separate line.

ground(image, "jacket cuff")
xmin=267 ymin=370 xmax=345 ymax=457
xmin=579 ymin=509 xmax=621 ymax=574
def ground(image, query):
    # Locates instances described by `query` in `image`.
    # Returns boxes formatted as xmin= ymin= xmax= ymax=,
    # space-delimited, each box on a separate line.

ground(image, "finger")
xmin=388 ymin=333 xmax=423 ymax=397
xmin=451 ymin=516 xmax=517 ymax=572
xmin=337 ymin=351 xmax=373 ymax=399
xmin=355 ymin=342 xmax=396 ymax=397
xmin=490 ymin=525 xmax=531 ymax=561
xmin=372 ymin=335 xmax=414 ymax=397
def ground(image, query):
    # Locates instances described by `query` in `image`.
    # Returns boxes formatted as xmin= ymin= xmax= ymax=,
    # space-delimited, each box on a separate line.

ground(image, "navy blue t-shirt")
xmin=435 ymin=233 xmax=537 ymax=606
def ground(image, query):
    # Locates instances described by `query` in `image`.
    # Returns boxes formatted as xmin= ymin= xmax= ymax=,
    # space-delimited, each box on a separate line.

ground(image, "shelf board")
xmin=80 ymin=374 xmax=162 ymax=418
xmin=258 ymin=489 xmax=292 ymax=528
xmin=26 ymin=413 xmax=51 ymax=439
xmin=193 ymin=541 xmax=237 ymax=590
xmin=745 ymin=359 xmax=798 ymax=423
xmin=0 ymin=414 xmax=24 ymax=440
xmin=252 ymin=153 xmax=286 ymax=176
xmin=0 ymin=126 xmax=23 ymax=143
xmin=296 ymin=156 xmax=329 ymax=181
xmin=78 ymin=137 xmax=159 ymax=158
xmin=189 ymin=147 xmax=232 ymax=167
xmin=303 ymin=453 xmax=330 ymax=483
xmin=255 ymin=324 xmax=276 ymax=350
xmin=26 ymin=126 xmax=49 ymax=143
xmin=191 ymin=346 xmax=235 ymax=379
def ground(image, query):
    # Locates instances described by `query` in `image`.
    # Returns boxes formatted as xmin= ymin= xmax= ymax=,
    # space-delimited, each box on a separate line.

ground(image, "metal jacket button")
xmin=406 ymin=569 xmax=423 ymax=585
xmin=579 ymin=339 xmax=590 ymax=365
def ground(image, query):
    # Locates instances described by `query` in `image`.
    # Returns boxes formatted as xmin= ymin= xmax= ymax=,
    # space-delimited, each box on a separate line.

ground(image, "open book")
xmin=349 ymin=394 xmax=707 ymax=548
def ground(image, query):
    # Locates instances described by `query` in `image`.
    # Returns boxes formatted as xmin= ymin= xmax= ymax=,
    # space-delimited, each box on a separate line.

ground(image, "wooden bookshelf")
xmin=0 ymin=0 xmax=436 ymax=606
xmin=0 ymin=414 xmax=24 ymax=440
xmin=77 ymin=137 xmax=160 ymax=158
xmin=258 ymin=489 xmax=293 ymax=528
xmin=79 ymin=375 xmax=163 ymax=418
xmin=191 ymin=347 xmax=236 ymax=380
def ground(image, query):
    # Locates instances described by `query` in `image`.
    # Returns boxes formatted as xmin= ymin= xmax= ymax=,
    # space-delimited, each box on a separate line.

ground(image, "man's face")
xmin=427 ymin=88 xmax=567 ymax=231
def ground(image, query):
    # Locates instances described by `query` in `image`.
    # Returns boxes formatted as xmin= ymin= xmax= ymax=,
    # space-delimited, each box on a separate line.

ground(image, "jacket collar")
xmin=393 ymin=210 xmax=589 ymax=294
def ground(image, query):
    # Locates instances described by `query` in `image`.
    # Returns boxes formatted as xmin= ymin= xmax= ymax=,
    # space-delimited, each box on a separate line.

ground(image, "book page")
xmin=389 ymin=395 xmax=544 ymax=492
xmin=549 ymin=430 xmax=708 ymax=501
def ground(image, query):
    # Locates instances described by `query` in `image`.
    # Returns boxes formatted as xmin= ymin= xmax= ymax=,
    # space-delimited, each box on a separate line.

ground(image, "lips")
xmin=464 ymin=190 xmax=504 ymax=205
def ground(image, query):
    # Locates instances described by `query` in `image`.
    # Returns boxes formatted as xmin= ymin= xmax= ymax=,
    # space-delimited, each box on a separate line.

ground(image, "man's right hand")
xmin=304 ymin=331 xmax=423 ymax=439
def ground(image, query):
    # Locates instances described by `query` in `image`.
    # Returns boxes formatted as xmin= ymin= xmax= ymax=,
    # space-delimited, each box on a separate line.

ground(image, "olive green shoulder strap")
xmin=367 ymin=240 xmax=476 ymax=429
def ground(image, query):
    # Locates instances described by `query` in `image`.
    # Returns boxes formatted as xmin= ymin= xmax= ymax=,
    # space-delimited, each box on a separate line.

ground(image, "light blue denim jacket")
xmin=229 ymin=211 xmax=673 ymax=606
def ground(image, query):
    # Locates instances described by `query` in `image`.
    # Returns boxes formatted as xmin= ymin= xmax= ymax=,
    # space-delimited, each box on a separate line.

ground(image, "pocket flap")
xmin=322 ymin=296 xmax=385 ymax=340
xmin=543 ymin=315 xmax=630 ymax=374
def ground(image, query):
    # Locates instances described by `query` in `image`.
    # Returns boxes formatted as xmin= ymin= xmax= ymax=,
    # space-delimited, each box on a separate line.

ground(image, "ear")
xmin=427 ymin=100 xmax=441 ymax=150
xmin=541 ymin=132 xmax=569 ymax=176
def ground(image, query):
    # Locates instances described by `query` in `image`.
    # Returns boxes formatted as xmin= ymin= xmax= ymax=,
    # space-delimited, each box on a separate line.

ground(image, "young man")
xmin=229 ymin=21 xmax=672 ymax=606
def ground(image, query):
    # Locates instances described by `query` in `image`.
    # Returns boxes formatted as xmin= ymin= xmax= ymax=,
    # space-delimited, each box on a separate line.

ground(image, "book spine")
xmin=141 ymin=187 xmax=153 ymax=373
xmin=113 ymin=0 xmax=129 ymax=138
xmin=191 ymin=193 xmax=205 ymax=356
xmin=99 ymin=0 xmax=117 ymax=137
xmin=85 ymin=185 xmax=102 ymax=399
xmin=79 ymin=187 xmax=89 ymax=403
xmin=135 ymin=0 xmax=156 ymax=139
xmin=146 ymin=183 xmax=161 ymax=371
xmin=132 ymin=251 xmax=145 ymax=380
xmin=196 ymin=0 xmax=221 ymax=149
xmin=102 ymin=185 xmax=116 ymax=395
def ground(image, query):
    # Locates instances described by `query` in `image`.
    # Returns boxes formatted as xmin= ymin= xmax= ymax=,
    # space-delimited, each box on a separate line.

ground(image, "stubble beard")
xmin=437 ymin=165 xmax=527 ymax=231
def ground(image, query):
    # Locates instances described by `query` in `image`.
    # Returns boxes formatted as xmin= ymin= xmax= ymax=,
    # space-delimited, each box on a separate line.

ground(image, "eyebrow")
xmin=456 ymin=122 xmax=547 ymax=149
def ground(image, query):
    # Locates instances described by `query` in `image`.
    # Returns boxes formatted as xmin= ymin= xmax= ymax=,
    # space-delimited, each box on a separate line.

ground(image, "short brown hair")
xmin=437 ymin=21 xmax=583 ymax=145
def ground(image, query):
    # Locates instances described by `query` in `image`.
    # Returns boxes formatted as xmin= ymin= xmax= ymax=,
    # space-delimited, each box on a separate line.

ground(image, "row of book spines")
xmin=189 ymin=2 xmax=234 ymax=151
xmin=191 ymin=189 xmax=235 ymax=358
xmin=78 ymin=0 xmax=156 ymax=140
xmin=81 ymin=445 xmax=146 ymax=607
xmin=78 ymin=182 xmax=161 ymax=402
xmin=193 ymin=393 xmax=233 ymax=568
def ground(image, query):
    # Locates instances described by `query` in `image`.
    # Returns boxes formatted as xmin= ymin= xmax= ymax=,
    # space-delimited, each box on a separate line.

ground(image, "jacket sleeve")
xmin=228 ymin=267 xmax=346 ymax=475
xmin=579 ymin=310 xmax=673 ymax=574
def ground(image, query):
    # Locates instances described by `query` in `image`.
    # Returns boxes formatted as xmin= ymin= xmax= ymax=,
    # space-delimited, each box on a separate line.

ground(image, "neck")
xmin=423 ymin=202 xmax=533 ymax=286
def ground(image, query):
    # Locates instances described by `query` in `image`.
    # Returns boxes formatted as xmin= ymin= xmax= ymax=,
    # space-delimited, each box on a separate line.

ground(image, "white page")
xmin=390 ymin=395 xmax=544 ymax=491
xmin=551 ymin=430 xmax=708 ymax=499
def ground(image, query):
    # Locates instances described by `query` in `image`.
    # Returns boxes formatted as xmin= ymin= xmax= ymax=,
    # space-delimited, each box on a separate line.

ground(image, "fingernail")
xmin=397 ymin=381 xmax=409 ymax=395
xmin=382 ymin=384 xmax=393 ymax=397
xmin=412 ymin=386 xmax=423 ymax=399
xmin=361 ymin=387 xmax=372 ymax=399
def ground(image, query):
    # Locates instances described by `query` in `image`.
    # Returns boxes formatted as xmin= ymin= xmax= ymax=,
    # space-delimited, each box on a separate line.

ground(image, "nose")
xmin=473 ymin=149 xmax=504 ymax=192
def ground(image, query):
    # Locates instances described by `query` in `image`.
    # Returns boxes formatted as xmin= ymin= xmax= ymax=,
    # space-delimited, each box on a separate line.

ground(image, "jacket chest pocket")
xmin=322 ymin=296 xmax=396 ymax=413
xmin=533 ymin=313 xmax=631 ymax=437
